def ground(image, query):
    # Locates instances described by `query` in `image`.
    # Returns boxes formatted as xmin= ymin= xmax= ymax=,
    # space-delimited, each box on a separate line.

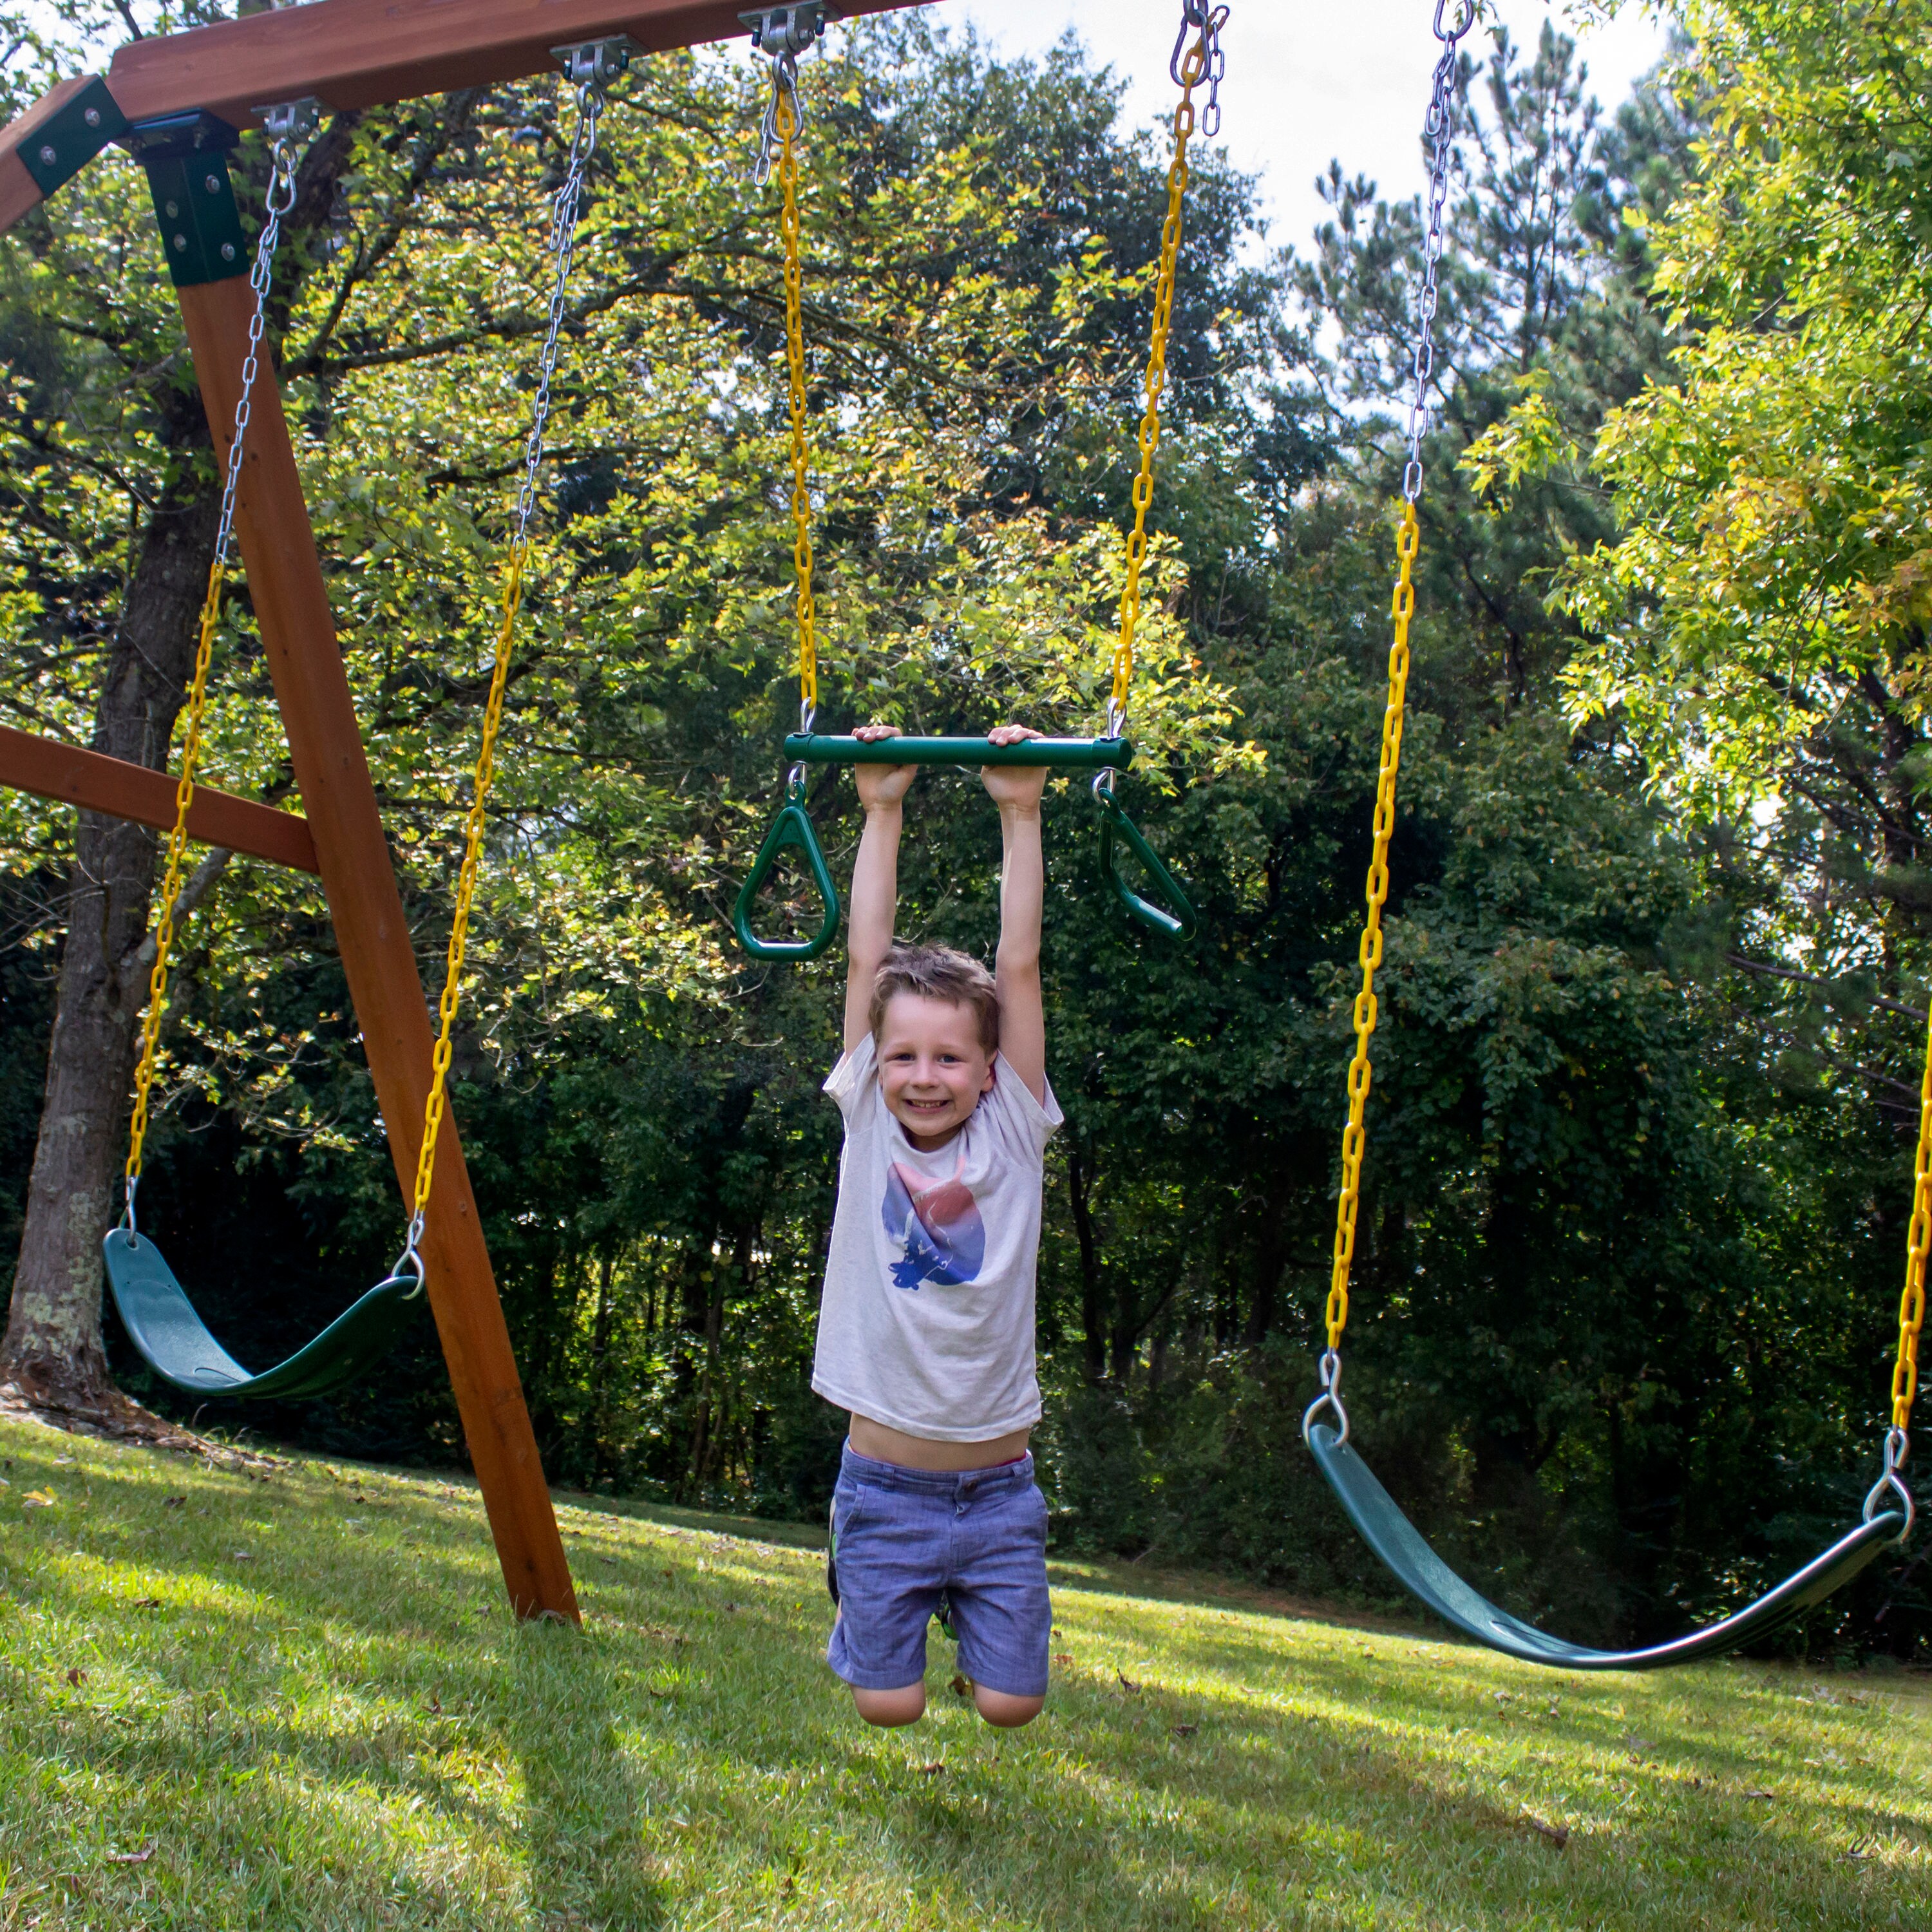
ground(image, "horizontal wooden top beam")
xmin=106 ymin=0 xmax=932 ymax=131
xmin=0 ymin=723 xmax=319 ymax=875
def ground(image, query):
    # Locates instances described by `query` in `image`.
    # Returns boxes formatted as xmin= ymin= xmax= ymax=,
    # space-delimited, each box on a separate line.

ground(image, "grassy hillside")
xmin=1 ymin=1414 xmax=1927 ymax=1930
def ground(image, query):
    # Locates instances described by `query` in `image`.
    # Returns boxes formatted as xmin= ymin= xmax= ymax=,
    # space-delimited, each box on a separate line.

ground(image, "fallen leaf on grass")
xmin=1054 ymin=1653 xmax=1074 ymax=1666
xmin=23 ymin=1490 xmax=55 ymax=1509
xmin=599 ymin=1555 xmax=618 ymax=1566
xmin=104 ymin=1846 xmax=155 ymax=1865
xmin=161 ymin=1496 xmax=185 ymax=1510
xmin=1171 ymin=1723 xmax=1198 ymax=1738
xmin=66 ymin=1667 xmax=86 ymax=1686
xmin=1523 ymin=1815 xmax=1570 ymax=1849
xmin=949 ymin=1672 xmax=972 ymax=1698
xmin=917 ymin=1761 xmax=945 ymax=1777
xmin=1745 ymin=1789 xmax=1776 ymax=1801
xmin=1117 ymin=1670 xmax=1141 ymax=1692
xmin=131 ymin=1598 xmax=162 ymax=1611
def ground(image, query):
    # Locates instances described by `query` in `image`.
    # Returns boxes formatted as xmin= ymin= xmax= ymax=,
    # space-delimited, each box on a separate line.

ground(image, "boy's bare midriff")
xmin=848 ymin=1413 xmax=1031 ymax=1472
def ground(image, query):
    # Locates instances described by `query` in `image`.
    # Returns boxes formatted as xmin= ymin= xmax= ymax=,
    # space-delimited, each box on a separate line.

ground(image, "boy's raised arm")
xmin=843 ymin=726 xmax=917 ymax=1054
xmin=982 ymin=726 xmax=1049 ymax=1104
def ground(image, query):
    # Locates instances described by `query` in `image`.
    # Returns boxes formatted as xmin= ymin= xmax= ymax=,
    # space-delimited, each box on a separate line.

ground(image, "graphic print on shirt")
xmin=882 ymin=1151 xmax=986 ymax=1290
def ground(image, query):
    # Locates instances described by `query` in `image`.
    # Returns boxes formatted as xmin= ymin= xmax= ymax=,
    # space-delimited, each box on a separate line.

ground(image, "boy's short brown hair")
xmin=869 ymin=945 xmax=999 ymax=1054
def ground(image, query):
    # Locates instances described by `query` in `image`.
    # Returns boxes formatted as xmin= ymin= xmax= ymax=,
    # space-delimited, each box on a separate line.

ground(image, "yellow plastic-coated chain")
xmin=1323 ymin=501 xmax=1420 ymax=1353
xmin=124 ymin=557 xmax=226 ymax=1188
xmin=776 ymin=88 xmax=818 ymax=719
xmin=1893 ymin=1001 xmax=1932 ymax=1430
xmin=409 ymin=548 xmax=527 ymax=1221
xmin=1110 ymin=28 xmax=1209 ymax=725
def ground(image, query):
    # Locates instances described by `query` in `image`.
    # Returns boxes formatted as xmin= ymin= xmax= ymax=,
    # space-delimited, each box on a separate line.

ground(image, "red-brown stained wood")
xmin=0 ymin=149 xmax=40 ymax=232
xmin=106 ymin=0 xmax=928 ymax=130
xmin=176 ymin=275 xmax=579 ymax=1626
xmin=0 ymin=723 xmax=321 ymax=874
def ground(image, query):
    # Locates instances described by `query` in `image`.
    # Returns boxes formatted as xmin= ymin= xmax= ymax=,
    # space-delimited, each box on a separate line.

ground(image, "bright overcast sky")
xmin=936 ymin=1 xmax=1671 ymax=250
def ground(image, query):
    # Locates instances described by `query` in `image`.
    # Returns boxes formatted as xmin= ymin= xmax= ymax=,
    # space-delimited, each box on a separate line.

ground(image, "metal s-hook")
xmin=1864 ymin=1426 xmax=1916 ymax=1541
xmin=1303 ymin=1349 xmax=1351 ymax=1445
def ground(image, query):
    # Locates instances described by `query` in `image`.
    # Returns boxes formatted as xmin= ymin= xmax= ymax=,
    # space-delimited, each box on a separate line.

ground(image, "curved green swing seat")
xmin=102 ymin=1229 xmax=423 ymax=1402
xmin=1307 ymin=1421 xmax=1904 ymax=1670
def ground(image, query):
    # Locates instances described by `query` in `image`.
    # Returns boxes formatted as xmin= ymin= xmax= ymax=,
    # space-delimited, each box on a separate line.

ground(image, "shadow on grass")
xmin=511 ymin=1620 xmax=667 ymax=1930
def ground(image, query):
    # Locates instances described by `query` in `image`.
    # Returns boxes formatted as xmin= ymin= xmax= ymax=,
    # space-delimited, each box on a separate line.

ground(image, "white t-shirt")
xmin=811 ymin=1032 xmax=1063 ymax=1442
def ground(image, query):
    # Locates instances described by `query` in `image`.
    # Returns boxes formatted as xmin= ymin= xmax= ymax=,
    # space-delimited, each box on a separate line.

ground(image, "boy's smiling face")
xmin=876 ymin=991 xmax=995 ymax=1150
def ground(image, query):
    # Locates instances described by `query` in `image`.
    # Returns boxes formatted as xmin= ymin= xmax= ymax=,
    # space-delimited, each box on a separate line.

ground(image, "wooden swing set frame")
xmin=0 ymin=0 xmax=927 ymax=1624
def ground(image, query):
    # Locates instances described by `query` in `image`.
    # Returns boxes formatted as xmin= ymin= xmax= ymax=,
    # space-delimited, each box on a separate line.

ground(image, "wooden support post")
xmin=176 ymin=274 xmax=578 ymax=1625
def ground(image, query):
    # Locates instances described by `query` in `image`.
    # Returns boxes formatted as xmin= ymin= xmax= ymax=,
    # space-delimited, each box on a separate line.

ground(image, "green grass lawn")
xmin=2 ymin=1415 xmax=1928 ymax=1930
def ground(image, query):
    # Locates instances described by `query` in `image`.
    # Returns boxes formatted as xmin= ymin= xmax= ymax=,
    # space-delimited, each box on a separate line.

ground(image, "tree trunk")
xmin=3 ymin=464 xmax=220 ymax=1414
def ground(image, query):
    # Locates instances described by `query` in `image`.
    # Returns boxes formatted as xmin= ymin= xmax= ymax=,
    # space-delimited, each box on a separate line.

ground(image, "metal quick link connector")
xmin=1171 ymin=2 xmax=1230 ymax=139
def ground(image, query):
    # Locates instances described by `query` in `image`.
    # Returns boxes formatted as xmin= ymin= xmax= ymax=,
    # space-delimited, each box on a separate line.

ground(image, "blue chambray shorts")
xmin=827 ymin=1443 xmax=1050 ymax=1698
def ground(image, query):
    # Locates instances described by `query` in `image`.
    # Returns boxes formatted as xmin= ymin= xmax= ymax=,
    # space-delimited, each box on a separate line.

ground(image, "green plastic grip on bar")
xmin=733 ymin=784 xmax=842 ymax=961
xmin=1095 ymin=787 xmax=1198 ymax=940
xmin=784 ymin=734 xmax=1133 ymax=770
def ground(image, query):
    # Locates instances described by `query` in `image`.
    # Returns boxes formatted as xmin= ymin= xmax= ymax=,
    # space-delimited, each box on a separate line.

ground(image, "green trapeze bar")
xmin=783 ymin=734 xmax=1133 ymax=770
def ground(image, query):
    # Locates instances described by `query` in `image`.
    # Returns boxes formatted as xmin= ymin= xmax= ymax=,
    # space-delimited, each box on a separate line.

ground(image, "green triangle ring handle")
xmin=1095 ymin=785 xmax=1197 ymax=940
xmin=733 ymin=782 xmax=842 ymax=960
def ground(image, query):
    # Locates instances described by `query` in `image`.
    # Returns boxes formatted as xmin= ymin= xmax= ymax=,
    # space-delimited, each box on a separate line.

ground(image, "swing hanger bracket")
xmin=254 ymin=97 xmax=322 ymax=142
xmin=741 ymin=4 xmax=833 ymax=60
xmin=551 ymin=37 xmax=638 ymax=90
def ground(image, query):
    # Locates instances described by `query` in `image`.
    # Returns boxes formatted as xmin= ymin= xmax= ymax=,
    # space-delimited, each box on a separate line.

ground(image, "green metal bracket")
xmin=1095 ymin=786 xmax=1198 ymax=940
xmin=17 ymin=76 xmax=127 ymax=199
xmin=733 ymin=782 xmax=842 ymax=961
xmin=785 ymin=733 xmax=1133 ymax=771
xmin=125 ymin=111 xmax=246 ymax=289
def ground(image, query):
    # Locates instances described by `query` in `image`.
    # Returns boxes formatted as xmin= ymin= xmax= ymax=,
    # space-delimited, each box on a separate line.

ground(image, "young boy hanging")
xmin=812 ymin=722 xmax=1059 ymax=1728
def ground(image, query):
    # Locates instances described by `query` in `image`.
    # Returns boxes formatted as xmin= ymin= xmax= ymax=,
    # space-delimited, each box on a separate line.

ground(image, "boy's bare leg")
xmin=974 ymin=1687 xmax=1044 ymax=1728
xmin=853 ymin=1683 xmax=926 ymax=1727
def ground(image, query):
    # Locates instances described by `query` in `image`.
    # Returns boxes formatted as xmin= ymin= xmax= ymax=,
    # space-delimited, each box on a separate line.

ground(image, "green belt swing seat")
xmin=1300 ymin=0 xmax=1918 ymax=1667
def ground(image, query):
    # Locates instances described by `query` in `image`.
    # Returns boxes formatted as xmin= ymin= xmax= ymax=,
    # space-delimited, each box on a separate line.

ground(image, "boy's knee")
xmin=973 ymin=1686 xmax=1044 ymax=1728
xmin=853 ymin=1683 xmax=927 ymax=1727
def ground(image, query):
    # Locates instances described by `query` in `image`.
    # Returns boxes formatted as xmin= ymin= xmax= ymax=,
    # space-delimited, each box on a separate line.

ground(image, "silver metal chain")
xmin=511 ymin=75 xmax=608 ymax=553
xmin=213 ymin=124 xmax=302 ymax=562
xmin=755 ymin=49 xmax=804 ymax=185
xmin=745 ymin=6 xmax=827 ymax=182
xmin=1402 ymin=0 xmax=1475 ymax=504
xmin=1173 ymin=1 xmax=1230 ymax=139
